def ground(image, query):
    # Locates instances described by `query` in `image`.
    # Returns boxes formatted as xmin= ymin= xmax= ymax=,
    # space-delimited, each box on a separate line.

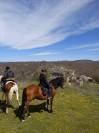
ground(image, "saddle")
xmin=1 ymin=78 xmax=15 ymax=93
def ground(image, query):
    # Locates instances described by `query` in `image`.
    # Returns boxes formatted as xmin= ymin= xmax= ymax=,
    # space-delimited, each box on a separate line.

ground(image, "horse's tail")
xmin=7 ymin=86 xmax=14 ymax=105
xmin=21 ymin=88 xmax=27 ymax=107
xmin=7 ymin=92 xmax=12 ymax=105
xmin=17 ymin=88 xmax=26 ymax=117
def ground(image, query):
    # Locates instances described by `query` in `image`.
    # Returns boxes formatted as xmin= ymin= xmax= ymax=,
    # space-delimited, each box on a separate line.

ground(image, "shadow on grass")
xmin=0 ymin=100 xmax=15 ymax=113
xmin=0 ymin=100 xmax=5 ymax=112
xmin=29 ymin=102 xmax=47 ymax=113
xmin=14 ymin=102 xmax=48 ymax=121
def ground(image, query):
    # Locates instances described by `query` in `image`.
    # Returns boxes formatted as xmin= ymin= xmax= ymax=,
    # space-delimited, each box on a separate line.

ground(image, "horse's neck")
xmin=50 ymin=83 xmax=58 ymax=90
xmin=50 ymin=80 xmax=58 ymax=89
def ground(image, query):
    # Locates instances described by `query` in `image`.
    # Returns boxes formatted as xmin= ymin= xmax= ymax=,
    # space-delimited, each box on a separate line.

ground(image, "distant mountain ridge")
xmin=0 ymin=60 xmax=99 ymax=81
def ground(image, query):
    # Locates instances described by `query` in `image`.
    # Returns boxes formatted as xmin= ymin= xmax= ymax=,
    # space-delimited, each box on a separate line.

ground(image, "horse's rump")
xmin=23 ymin=84 xmax=40 ymax=97
xmin=4 ymin=81 xmax=15 ymax=93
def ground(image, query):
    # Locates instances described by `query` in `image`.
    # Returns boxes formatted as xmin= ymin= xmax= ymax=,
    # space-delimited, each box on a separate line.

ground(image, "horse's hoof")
xmin=28 ymin=115 xmax=31 ymax=118
xmin=49 ymin=110 xmax=53 ymax=113
xmin=6 ymin=110 xmax=8 ymax=114
xmin=28 ymin=114 xmax=31 ymax=118
xmin=45 ymin=108 xmax=48 ymax=111
xmin=45 ymin=104 xmax=48 ymax=109
xmin=21 ymin=119 xmax=25 ymax=122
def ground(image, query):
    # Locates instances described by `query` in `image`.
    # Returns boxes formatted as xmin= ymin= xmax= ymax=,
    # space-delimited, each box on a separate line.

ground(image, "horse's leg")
xmin=45 ymin=99 xmax=49 ymax=111
xmin=5 ymin=93 xmax=9 ymax=114
xmin=27 ymin=101 xmax=31 ymax=117
xmin=5 ymin=91 xmax=12 ymax=113
xmin=49 ymin=97 xmax=53 ymax=113
xmin=21 ymin=102 xmax=28 ymax=122
xmin=6 ymin=104 xmax=8 ymax=114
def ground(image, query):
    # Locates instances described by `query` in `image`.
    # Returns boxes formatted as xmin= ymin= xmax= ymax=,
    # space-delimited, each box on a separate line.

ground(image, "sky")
xmin=0 ymin=0 xmax=99 ymax=62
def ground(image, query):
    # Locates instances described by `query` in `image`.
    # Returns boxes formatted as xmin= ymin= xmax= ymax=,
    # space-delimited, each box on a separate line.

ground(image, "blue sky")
xmin=0 ymin=0 xmax=99 ymax=61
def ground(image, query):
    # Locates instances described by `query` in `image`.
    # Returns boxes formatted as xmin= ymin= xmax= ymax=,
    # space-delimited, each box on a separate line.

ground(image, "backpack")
xmin=7 ymin=70 xmax=14 ymax=78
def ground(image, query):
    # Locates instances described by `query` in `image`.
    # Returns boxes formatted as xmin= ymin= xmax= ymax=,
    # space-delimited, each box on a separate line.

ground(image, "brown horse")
xmin=20 ymin=77 xmax=64 ymax=121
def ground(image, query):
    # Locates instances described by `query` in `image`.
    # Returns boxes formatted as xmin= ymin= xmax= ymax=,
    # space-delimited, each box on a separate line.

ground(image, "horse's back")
xmin=24 ymin=84 xmax=40 ymax=96
xmin=26 ymin=84 xmax=39 ymax=91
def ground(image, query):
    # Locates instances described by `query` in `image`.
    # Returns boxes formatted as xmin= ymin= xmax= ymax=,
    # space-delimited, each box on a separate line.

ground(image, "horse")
xmin=19 ymin=76 xmax=65 ymax=122
xmin=66 ymin=74 xmax=83 ymax=87
xmin=0 ymin=75 xmax=20 ymax=113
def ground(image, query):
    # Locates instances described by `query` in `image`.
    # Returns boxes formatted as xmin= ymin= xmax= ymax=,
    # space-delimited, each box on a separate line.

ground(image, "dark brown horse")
xmin=20 ymin=77 xmax=64 ymax=121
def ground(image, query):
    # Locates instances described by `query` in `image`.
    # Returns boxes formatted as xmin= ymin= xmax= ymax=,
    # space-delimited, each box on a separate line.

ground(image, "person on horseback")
xmin=39 ymin=69 xmax=51 ymax=99
xmin=2 ymin=66 xmax=15 ymax=86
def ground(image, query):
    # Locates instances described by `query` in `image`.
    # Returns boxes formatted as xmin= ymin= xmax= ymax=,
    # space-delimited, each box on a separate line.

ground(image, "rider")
xmin=2 ymin=66 xmax=15 ymax=85
xmin=39 ymin=69 xmax=51 ymax=99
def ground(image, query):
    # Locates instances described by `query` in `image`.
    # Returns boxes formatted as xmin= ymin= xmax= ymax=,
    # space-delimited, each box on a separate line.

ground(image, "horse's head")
xmin=59 ymin=76 xmax=65 ymax=89
xmin=49 ymin=76 xmax=65 ymax=89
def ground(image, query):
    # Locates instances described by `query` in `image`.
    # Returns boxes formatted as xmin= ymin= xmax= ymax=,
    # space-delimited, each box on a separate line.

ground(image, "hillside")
xmin=0 ymin=60 xmax=99 ymax=81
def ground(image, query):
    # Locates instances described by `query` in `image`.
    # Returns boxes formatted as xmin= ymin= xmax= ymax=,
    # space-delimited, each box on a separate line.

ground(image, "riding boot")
xmin=47 ymin=87 xmax=52 ymax=99
xmin=41 ymin=87 xmax=46 ymax=96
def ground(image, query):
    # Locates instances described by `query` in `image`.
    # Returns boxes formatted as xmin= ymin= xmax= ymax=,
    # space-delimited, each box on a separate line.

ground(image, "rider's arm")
xmin=42 ymin=74 xmax=49 ymax=84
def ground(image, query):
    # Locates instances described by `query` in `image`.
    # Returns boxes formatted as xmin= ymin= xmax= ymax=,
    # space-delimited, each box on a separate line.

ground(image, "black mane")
xmin=49 ymin=76 xmax=64 ymax=89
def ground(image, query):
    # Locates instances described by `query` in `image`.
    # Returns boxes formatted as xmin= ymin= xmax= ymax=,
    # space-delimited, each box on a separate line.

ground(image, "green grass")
xmin=0 ymin=82 xmax=99 ymax=133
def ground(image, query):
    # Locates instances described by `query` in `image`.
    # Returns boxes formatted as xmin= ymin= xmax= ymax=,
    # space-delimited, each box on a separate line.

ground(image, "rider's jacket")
xmin=3 ymin=70 xmax=15 ymax=81
xmin=39 ymin=73 xmax=49 ymax=88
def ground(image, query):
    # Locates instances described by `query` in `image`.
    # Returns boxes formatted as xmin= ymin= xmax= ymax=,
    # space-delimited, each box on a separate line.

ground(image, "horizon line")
xmin=0 ymin=59 xmax=99 ymax=63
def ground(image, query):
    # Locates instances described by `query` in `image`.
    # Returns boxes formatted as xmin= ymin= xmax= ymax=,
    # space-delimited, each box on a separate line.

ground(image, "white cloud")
xmin=88 ymin=48 xmax=99 ymax=51
xmin=66 ymin=43 xmax=99 ymax=50
xmin=0 ymin=0 xmax=98 ymax=49
xmin=80 ymin=19 xmax=99 ymax=31
xmin=31 ymin=51 xmax=59 ymax=56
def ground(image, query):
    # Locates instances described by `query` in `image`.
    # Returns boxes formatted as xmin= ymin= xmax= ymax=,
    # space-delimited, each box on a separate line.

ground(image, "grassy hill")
xmin=0 ymin=81 xmax=99 ymax=133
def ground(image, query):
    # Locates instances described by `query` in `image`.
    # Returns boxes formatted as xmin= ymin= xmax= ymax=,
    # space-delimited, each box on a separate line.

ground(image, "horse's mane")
xmin=49 ymin=76 xmax=64 ymax=88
